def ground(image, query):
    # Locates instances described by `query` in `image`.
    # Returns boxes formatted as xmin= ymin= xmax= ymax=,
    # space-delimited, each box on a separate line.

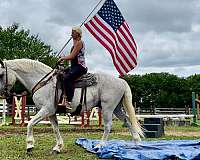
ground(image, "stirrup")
xmin=58 ymin=96 xmax=72 ymax=110
xmin=58 ymin=96 xmax=67 ymax=106
xmin=65 ymin=101 xmax=72 ymax=110
xmin=58 ymin=97 xmax=66 ymax=106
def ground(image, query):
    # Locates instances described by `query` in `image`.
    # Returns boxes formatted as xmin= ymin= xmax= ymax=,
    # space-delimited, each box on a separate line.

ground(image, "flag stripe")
xmin=94 ymin=16 xmax=116 ymax=43
xmin=116 ymin=30 xmax=137 ymax=66
xmin=94 ymin=15 xmax=133 ymax=70
xmin=123 ymin=22 xmax=137 ymax=50
xmin=90 ymin=19 xmax=116 ymax=53
xmin=85 ymin=22 xmax=126 ymax=75
xmin=119 ymin=23 xmax=137 ymax=56
xmin=116 ymin=31 xmax=137 ymax=65
xmin=84 ymin=0 xmax=138 ymax=75
xmin=115 ymin=41 xmax=136 ymax=68
xmin=90 ymin=20 xmax=130 ymax=73
xmin=85 ymin=23 xmax=123 ymax=74
xmin=89 ymin=20 xmax=129 ymax=73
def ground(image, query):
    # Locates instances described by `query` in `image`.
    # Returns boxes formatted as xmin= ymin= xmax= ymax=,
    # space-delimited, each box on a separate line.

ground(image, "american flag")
xmin=84 ymin=0 xmax=137 ymax=76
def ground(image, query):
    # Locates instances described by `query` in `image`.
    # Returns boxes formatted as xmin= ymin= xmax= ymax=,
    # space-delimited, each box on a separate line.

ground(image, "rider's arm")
xmin=59 ymin=41 xmax=82 ymax=61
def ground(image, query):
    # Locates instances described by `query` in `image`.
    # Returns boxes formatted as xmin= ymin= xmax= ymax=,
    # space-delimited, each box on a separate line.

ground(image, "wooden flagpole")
xmin=55 ymin=0 xmax=105 ymax=57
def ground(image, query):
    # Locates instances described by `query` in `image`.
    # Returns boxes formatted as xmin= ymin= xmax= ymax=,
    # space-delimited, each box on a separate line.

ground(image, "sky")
xmin=0 ymin=0 xmax=200 ymax=77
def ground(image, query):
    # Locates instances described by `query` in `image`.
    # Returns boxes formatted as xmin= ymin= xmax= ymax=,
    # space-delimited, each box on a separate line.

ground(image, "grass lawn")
xmin=0 ymin=119 xmax=200 ymax=160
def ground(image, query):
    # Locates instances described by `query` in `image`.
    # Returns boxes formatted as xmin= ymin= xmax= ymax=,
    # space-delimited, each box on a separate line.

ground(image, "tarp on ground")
xmin=76 ymin=138 xmax=200 ymax=160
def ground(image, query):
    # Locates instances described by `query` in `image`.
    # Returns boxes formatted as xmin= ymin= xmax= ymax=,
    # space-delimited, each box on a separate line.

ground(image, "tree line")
xmin=123 ymin=73 xmax=200 ymax=109
xmin=1 ymin=24 xmax=200 ymax=108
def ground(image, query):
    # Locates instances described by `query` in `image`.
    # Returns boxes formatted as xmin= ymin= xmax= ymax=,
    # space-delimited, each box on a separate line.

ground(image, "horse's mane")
xmin=5 ymin=59 xmax=52 ymax=73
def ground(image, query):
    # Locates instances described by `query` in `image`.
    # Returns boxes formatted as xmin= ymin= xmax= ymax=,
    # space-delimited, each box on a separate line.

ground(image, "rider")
xmin=58 ymin=26 xmax=87 ymax=110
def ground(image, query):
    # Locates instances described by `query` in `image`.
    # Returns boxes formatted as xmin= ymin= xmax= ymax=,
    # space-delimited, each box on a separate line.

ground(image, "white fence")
xmin=136 ymin=107 xmax=191 ymax=115
xmin=1 ymin=104 xmax=192 ymax=115
xmin=0 ymin=99 xmax=7 ymax=124
xmin=0 ymin=99 xmax=7 ymax=114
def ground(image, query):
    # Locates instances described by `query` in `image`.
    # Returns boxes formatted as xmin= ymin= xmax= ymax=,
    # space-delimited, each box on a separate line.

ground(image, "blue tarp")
xmin=76 ymin=138 xmax=200 ymax=160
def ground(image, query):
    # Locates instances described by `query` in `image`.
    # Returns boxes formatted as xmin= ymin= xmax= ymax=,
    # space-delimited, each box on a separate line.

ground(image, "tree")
xmin=0 ymin=23 xmax=58 ymax=68
xmin=123 ymin=74 xmax=143 ymax=107
xmin=0 ymin=24 xmax=59 ymax=102
xmin=186 ymin=74 xmax=200 ymax=93
xmin=123 ymin=72 xmax=191 ymax=110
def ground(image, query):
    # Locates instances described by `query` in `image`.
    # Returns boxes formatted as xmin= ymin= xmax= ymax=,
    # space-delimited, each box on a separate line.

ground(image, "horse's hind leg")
xmin=113 ymin=102 xmax=141 ymax=143
xmin=26 ymin=109 xmax=50 ymax=154
xmin=48 ymin=114 xmax=64 ymax=154
xmin=96 ymin=102 xmax=114 ymax=147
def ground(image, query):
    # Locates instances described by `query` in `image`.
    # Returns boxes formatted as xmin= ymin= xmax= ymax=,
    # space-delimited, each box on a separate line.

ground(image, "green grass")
xmin=1 ymin=119 xmax=200 ymax=160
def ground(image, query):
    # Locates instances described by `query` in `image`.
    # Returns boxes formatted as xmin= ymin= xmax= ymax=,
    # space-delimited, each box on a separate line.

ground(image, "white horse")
xmin=0 ymin=59 xmax=144 ymax=154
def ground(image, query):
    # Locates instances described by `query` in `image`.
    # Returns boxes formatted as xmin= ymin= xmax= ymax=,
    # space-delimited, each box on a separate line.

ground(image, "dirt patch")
xmin=166 ymin=131 xmax=200 ymax=137
xmin=1 ymin=128 xmax=200 ymax=137
xmin=0 ymin=127 xmax=124 ymax=136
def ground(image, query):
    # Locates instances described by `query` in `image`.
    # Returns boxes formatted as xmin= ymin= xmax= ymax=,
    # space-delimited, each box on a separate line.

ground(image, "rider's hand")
xmin=58 ymin=57 xmax=64 ymax=63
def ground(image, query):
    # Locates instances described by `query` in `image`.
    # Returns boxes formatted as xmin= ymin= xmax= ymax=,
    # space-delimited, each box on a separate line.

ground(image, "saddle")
xmin=74 ymin=73 xmax=97 ymax=88
xmin=56 ymin=67 xmax=97 ymax=115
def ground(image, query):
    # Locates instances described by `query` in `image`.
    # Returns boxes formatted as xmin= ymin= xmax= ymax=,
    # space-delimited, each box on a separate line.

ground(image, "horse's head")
xmin=0 ymin=59 xmax=6 ymax=91
xmin=0 ymin=59 xmax=17 ymax=95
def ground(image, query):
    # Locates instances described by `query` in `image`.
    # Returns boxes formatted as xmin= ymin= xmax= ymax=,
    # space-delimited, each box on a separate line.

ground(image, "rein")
xmin=31 ymin=69 xmax=56 ymax=95
xmin=31 ymin=63 xmax=62 ymax=95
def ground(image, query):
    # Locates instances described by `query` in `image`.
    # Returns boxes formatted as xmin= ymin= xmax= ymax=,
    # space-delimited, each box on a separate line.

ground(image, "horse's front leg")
xmin=26 ymin=109 xmax=48 ymax=154
xmin=48 ymin=114 xmax=64 ymax=154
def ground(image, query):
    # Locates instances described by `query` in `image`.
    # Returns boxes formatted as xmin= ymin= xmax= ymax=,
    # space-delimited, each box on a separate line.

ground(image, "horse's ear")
xmin=0 ymin=59 xmax=5 ymax=68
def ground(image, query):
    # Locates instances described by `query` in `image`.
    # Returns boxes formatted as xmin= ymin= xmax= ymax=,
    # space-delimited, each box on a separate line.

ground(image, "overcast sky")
xmin=0 ymin=0 xmax=200 ymax=77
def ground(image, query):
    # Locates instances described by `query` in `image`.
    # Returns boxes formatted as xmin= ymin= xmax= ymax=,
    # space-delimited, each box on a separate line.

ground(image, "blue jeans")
xmin=63 ymin=65 xmax=87 ymax=102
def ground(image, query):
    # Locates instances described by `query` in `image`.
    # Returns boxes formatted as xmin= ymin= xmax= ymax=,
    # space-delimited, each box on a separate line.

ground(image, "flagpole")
xmin=55 ymin=0 xmax=105 ymax=57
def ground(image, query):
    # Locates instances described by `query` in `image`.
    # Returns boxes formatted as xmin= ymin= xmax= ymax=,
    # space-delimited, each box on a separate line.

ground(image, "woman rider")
xmin=58 ymin=26 xmax=87 ymax=110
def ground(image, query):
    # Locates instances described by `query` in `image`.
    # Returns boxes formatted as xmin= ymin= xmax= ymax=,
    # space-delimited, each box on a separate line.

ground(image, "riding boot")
xmin=58 ymin=96 xmax=72 ymax=110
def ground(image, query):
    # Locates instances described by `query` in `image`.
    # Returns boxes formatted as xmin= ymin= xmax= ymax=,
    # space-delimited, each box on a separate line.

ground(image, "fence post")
xmin=20 ymin=95 xmax=26 ymax=127
xmin=2 ymin=99 xmax=6 ymax=125
xmin=197 ymin=96 xmax=200 ymax=119
xmin=192 ymin=92 xmax=198 ymax=126
xmin=12 ymin=94 xmax=26 ymax=127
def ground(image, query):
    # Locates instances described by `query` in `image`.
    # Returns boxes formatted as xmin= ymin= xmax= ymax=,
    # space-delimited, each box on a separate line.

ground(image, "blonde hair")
xmin=72 ymin=26 xmax=82 ymax=37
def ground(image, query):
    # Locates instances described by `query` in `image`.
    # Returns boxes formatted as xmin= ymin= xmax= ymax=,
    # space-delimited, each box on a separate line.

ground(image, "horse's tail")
xmin=122 ymin=81 xmax=144 ymax=138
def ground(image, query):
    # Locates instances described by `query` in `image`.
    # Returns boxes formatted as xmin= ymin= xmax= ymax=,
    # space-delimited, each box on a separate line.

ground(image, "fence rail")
xmin=135 ymin=107 xmax=192 ymax=115
xmin=0 ymin=104 xmax=36 ymax=115
xmin=0 ymin=104 xmax=194 ymax=116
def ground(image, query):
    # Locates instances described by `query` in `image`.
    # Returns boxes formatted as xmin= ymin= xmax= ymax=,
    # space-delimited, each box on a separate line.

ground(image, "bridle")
xmin=0 ymin=59 xmax=12 ymax=97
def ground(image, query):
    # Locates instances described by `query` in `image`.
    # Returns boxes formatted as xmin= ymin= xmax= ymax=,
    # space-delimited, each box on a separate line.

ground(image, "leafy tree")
xmin=123 ymin=72 xmax=192 ymax=110
xmin=0 ymin=23 xmax=58 ymax=68
xmin=0 ymin=23 xmax=59 ymax=103
xmin=123 ymin=74 xmax=143 ymax=107
xmin=186 ymin=74 xmax=200 ymax=93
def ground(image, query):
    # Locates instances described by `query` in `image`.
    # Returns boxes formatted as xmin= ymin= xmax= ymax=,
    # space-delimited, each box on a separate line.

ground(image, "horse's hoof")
xmin=49 ymin=150 xmax=60 ymax=155
xmin=93 ymin=142 xmax=105 ymax=151
xmin=27 ymin=148 xmax=33 ymax=155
